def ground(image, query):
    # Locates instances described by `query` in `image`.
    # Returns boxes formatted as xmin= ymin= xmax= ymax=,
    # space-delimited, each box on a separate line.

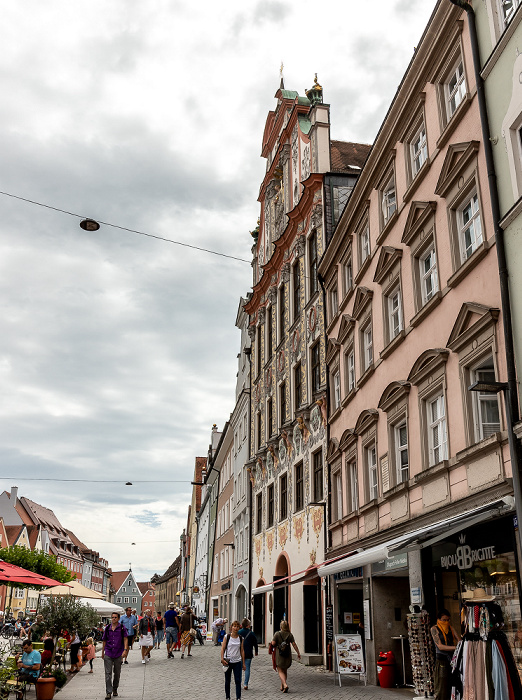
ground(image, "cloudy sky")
xmin=0 ymin=0 xmax=436 ymax=582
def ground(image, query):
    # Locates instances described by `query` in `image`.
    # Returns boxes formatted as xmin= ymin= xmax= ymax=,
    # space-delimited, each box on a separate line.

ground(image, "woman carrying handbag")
xmin=221 ymin=621 xmax=246 ymax=700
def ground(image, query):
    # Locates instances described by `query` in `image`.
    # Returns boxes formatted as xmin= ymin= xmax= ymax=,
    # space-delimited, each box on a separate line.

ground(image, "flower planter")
xmin=36 ymin=677 xmax=56 ymax=700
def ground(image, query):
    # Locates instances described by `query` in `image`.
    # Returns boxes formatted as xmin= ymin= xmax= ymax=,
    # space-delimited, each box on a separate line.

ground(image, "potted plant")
xmin=36 ymin=667 xmax=67 ymax=700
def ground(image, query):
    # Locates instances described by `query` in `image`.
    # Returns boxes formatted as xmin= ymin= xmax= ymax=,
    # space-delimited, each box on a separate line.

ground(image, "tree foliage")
xmin=0 ymin=545 xmax=74 ymax=587
xmin=38 ymin=595 xmax=100 ymax=640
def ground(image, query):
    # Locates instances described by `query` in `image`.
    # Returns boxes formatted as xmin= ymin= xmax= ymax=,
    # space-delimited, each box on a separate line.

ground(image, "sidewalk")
xmin=55 ymin=642 xmax=415 ymax=700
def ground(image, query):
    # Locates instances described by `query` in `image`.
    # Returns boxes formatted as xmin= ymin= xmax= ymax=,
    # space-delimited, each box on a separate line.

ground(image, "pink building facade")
xmin=318 ymin=0 xmax=520 ymax=685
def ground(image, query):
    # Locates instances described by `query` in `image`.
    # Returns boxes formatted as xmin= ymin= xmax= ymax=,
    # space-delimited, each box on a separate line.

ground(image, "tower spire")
xmin=279 ymin=61 xmax=284 ymax=90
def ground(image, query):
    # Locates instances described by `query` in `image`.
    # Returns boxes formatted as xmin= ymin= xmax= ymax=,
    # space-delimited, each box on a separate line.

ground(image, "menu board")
xmin=334 ymin=634 xmax=365 ymax=675
xmin=325 ymin=604 xmax=334 ymax=642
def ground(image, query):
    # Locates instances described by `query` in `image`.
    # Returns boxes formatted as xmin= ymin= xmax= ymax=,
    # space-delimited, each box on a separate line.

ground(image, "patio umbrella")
xmin=40 ymin=580 xmax=104 ymax=599
xmin=0 ymin=561 xmax=67 ymax=587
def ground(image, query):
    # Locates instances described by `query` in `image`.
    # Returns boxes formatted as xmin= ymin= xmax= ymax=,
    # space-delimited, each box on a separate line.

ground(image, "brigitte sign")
xmin=440 ymin=534 xmax=495 ymax=570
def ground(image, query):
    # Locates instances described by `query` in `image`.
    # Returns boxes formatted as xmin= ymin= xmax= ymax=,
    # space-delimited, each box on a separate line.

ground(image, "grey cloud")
xmin=131 ymin=511 xmax=162 ymax=528
xmin=253 ymin=1 xmax=292 ymax=24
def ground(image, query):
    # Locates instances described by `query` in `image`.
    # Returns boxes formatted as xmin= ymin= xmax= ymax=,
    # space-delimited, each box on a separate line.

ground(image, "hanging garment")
xmin=491 ymin=640 xmax=509 ymax=700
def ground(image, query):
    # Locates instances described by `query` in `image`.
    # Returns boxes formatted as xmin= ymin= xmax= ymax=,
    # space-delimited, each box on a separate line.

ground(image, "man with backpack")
xmin=102 ymin=612 xmax=129 ymax=700
xmin=238 ymin=618 xmax=258 ymax=690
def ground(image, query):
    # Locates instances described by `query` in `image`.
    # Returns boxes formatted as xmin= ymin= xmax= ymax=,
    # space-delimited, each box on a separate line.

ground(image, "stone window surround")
xmin=379 ymin=381 xmax=411 ymax=491
xmin=447 ymin=303 xmax=502 ymax=448
xmin=429 ymin=21 xmax=469 ymax=134
xmin=375 ymin=152 xmax=399 ymax=243
xmin=339 ymin=430 xmax=358 ymax=516
xmin=398 ymin=94 xmax=430 ymax=202
xmin=408 ymin=349 xmax=450 ymax=471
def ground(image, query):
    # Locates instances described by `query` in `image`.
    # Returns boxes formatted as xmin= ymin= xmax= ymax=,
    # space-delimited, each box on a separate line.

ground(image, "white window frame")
xmin=359 ymin=225 xmax=370 ymax=267
xmin=343 ymin=259 xmax=353 ymax=296
xmin=363 ymin=324 xmax=373 ymax=372
xmin=366 ymin=445 xmax=378 ymax=501
xmin=387 ymin=286 xmax=403 ymax=341
xmin=428 ymin=394 xmax=448 ymax=466
xmin=499 ymin=0 xmax=521 ymax=28
xmin=458 ymin=191 xmax=482 ymax=262
xmin=395 ymin=423 xmax=409 ymax=484
xmin=445 ymin=59 xmax=466 ymax=120
xmin=330 ymin=286 xmax=338 ymax=321
xmin=349 ymin=461 xmax=358 ymax=512
xmin=381 ymin=175 xmax=397 ymax=225
xmin=471 ymin=358 xmax=501 ymax=441
xmin=334 ymin=472 xmax=343 ymax=521
xmin=411 ymin=122 xmax=428 ymax=176
xmin=333 ymin=370 xmax=341 ymax=410
xmin=419 ymin=245 xmax=439 ymax=305
xmin=347 ymin=350 xmax=356 ymax=392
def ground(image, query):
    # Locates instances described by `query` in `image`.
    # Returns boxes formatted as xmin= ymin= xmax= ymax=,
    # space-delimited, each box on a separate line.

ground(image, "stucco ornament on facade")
xmin=311 ymin=506 xmax=324 ymax=544
xmin=278 ymin=522 xmax=289 ymax=549
xmin=293 ymin=423 xmax=303 ymax=456
xmin=293 ymin=514 xmax=304 ymax=546
xmin=254 ymin=536 xmax=262 ymax=562
xmin=310 ymin=404 xmax=322 ymax=433
xmin=297 ymin=415 xmax=310 ymax=444
xmin=278 ymin=438 xmax=287 ymax=466
xmin=267 ymin=530 xmax=274 ymax=556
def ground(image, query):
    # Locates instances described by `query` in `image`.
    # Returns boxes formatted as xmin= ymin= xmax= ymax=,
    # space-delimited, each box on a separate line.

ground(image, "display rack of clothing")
xmin=451 ymin=599 xmax=522 ymax=700
xmin=407 ymin=610 xmax=435 ymax=698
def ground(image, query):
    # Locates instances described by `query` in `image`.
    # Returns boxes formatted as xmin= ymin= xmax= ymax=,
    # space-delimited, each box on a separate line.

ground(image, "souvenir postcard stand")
xmin=333 ymin=634 xmax=366 ymax=687
xmin=407 ymin=610 xmax=435 ymax=699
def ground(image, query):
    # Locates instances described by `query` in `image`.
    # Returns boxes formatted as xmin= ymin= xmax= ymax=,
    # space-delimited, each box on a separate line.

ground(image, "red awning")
xmin=0 ymin=561 xmax=68 ymax=587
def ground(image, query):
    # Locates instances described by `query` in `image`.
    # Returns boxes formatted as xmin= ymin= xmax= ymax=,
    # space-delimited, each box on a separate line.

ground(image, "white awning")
xmin=78 ymin=597 xmax=125 ymax=615
xmin=317 ymin=497 xmax=513 ymax=578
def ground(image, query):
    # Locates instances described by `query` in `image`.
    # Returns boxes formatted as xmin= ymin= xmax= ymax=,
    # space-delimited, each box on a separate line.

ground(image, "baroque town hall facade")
xmin=245 ymin=78 xmax=369 ymax=657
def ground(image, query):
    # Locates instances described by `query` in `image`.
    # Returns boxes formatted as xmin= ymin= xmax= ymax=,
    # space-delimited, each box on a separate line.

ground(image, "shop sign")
xmin=334 ymin=567 xmax=363 ymax=581
xmin=440 ymin=534 xmax=495 ymax=570
xmin=385 ymin=553 xmax=408 ymax=571
xmin=410 ymin=587 xmax=422 ymax=605
xmin=326 ymin=604 xmax=334 ymax=642
xmin=221 ymin=580 xmax=231 ymax=590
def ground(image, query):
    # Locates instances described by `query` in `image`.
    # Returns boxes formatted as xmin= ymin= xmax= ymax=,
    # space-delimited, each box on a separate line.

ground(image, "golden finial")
xmin=313 ymin=73 xmax=323 ymax=91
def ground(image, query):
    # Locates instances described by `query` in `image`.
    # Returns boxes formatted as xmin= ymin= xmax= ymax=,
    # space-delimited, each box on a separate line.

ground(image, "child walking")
xmin=85 ymin=637 xmax=96 ymax=673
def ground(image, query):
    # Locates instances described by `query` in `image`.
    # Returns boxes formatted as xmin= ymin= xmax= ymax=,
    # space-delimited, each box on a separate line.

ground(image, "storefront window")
xmin=431 ymin=516 xmax=521 ymax=676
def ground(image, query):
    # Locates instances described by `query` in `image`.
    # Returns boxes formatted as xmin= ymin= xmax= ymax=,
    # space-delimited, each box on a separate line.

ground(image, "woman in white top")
xmin=221 ymin=621 xmax=246 ymax=700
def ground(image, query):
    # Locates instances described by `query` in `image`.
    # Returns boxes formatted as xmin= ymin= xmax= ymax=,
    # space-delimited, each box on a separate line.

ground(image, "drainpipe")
xmin=244 ymin=345 xmax=253 ymax=623
xmin=449 ymin=0 xmax=522 ymax=595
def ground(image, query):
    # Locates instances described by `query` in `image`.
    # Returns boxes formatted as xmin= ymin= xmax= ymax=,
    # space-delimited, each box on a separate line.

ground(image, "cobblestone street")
xmin=57 ymin=642 xmax=415 ymax=700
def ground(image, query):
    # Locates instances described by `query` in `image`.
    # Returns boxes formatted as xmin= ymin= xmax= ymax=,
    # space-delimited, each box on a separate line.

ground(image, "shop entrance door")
xmin=253 ymin=592 xmax=265 ymax=644
xmin=303 ymin=580 xmax=322 ymax=654
xmin=273 ymin=576 xmax=288 ymax=635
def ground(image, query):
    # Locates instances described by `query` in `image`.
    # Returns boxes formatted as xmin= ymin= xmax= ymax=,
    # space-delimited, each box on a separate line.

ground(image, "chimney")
xmin=10 ymin=486 xmax=18 ymax=503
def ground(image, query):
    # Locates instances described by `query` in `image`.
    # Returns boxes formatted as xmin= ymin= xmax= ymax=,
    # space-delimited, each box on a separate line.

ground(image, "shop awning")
xmin=317 ymin=497 xmax=513 ymax=578
xmin=252 ymin=565 xmax=320 ymax=595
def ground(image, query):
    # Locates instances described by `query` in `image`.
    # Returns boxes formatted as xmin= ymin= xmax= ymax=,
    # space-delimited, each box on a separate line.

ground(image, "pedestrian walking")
xmin=179 ymin=606 xmax=197 ymax=659
xmin=84 ymin=636 xmax=96 ymax=672
xmin=120 ymin=607 xmax=138 ymax=660
xmin=221 ymin=621 xmax=246 ymax=700
xmin=164 ymin=602 xmax=179 ymax=658
xmin=28 ymin=614 xmax=45 ymax=643
xmin=271 ymin=620 xmax=301 ymax=693
xmin=102 ymin=612 xmax=129 ymax=700
xmin=238 ymin=618 xmax=258 ymax=690
xmin=67 ymin=629 xmax=82 ymax=674
xmin=212 ymin=617 xmax=228 ymax=645
xmin=430 ymin=609 xmax=460 ymax=700
xmin=154 ymin=611 xmax=164 ymax=649
xmin=139 ymin=609 xmax=155 ymax=664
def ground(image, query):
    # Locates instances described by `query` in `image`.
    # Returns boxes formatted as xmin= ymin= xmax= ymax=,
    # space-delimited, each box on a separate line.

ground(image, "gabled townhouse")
xmin=187 ymin=457 xmax=206 ymax=608
xmin=246 ymin=77 xmax=369 ymax=660
xmin=318 ymin=0 xmax=519 ymax=686
xmin=155 ymin=556 xmax=180 ymax=614
xmin=231 ymin=297 xmax=252 ymax=622
xmin=17 ymin=493 xmax=83 ymax=578
xmin=66 ymin=529 xmax=109 ymax=596
xmin=208 ymin=423 xmax=235 ymax=622
xmin=138 ymin=581 xmax=155 ymax=614
xmin=112 ymin=570 xmax=143 ymax=610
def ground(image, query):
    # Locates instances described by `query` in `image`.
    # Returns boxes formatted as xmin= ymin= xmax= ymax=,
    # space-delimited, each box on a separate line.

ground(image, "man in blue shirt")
xmin=120 ymin=607 xmax=137 ymax=659
xmin=16 ymin=640 xmax=41 ymax=682
xmin=163 ymin=602 xmax=180 ymax=659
